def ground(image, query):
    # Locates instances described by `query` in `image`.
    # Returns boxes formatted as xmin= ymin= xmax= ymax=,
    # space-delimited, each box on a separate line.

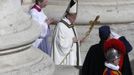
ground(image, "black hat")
xmin=99 ymin=25 xmax=111 ymax=40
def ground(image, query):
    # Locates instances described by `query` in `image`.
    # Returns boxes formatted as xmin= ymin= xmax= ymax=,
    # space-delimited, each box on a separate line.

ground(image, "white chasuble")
xmin=52 ymin=17 xmax=81 ymax=66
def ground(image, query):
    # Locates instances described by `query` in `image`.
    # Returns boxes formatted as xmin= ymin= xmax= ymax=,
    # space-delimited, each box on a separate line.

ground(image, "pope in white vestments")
xmin=52 ymin=0 xmax=81 ymax=66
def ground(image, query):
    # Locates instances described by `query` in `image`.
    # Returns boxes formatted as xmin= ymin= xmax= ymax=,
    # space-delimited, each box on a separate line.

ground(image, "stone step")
xmin=54 ymin=65 xmax=82 ymax=75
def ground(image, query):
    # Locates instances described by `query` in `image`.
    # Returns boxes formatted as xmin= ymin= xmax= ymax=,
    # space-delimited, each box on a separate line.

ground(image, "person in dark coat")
xmin=111 ymin=32 xmax=133 ymax=75
xmin=81 ymin=26 xmax=110 ymax=75
xmin=81 ymin=25 xmax=133 ymax=75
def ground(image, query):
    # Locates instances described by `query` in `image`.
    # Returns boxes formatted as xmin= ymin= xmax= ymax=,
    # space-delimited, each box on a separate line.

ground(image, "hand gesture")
xmin=73 ymin=37 xmax=78 ymax=43
xmin=46 ymin=18 xmax=58 ymax=25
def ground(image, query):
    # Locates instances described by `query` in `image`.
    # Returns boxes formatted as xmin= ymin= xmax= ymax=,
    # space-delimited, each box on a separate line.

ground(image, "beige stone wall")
xmin=22 ymin=0 xmax=34 ymax=4
xmin=22 ymin=0 xmax=134 ymax=23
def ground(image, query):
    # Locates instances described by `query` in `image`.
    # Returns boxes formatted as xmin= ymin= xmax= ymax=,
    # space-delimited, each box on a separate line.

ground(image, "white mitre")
xmin=69 ymin=2 xmax=77 ymax=14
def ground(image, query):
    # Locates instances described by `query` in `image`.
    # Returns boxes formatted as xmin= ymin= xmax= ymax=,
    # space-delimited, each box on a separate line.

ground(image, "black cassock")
xmin=119 ymin=36 xmax=133 ymax=75
xmin=82 ymin=36 xmax=133 ymax=75
xmin=82 ymin=41 xmax=106 ymax=75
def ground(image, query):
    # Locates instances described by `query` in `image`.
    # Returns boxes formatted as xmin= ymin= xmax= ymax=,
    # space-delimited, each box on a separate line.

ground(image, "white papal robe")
xmin=52 ymin=17 xmax=81 ymax=66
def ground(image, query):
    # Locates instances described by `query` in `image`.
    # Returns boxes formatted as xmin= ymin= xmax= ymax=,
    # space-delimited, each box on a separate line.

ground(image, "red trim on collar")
xmin=31 ymin=4 xmax=41 ymax=12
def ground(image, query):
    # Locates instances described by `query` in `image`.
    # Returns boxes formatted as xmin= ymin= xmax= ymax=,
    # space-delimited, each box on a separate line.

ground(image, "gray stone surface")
xmin=54 ymin=65 xmax=80 ymax=75
xmin=0 ymin=0 xmax=55 ymax=75
xmin=22 ymin=0 xmax=134 ymax=24
xmin=45 ymin=3 xmax=134 ymax=24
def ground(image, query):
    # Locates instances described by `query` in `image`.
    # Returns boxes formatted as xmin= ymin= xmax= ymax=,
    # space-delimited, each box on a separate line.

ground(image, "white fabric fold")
xmin=105 ymin=62 xmax=119 ymax=70
xmin=111 ymin=31 xmax=121 ymax=39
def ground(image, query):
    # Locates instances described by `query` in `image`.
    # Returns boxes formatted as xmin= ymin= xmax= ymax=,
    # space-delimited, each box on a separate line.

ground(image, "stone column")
xmin=0 ymin=0 xmax=55 ymax=75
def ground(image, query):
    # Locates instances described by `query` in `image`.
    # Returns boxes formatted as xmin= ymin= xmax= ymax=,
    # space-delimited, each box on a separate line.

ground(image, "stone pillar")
xmin=0 ymin=0 xmax=55 ymax=75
